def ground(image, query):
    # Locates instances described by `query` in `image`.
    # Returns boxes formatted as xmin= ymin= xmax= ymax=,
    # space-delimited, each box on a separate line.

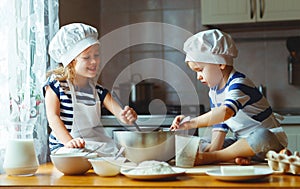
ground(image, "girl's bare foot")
xmin=235 ymin=157 xmax=251 ymax=165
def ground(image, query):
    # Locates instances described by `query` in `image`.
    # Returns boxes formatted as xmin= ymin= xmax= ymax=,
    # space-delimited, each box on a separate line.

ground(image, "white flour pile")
xmin=128 ymin=161 xmax=175 ymax=175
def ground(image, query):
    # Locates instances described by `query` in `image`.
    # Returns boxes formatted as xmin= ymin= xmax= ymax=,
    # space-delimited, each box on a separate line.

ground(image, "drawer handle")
xmin=259 ymin=0 xmax=265 ymax=18
xmin=250 ymin=0 xmax=254 ymax=19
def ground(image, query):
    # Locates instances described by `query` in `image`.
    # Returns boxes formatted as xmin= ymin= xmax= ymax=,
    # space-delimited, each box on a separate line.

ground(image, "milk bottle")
xmin=3 ymin=122 xmax=39 ymax=176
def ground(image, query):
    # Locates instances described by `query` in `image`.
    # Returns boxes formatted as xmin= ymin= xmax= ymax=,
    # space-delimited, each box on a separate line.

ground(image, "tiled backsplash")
xmin=60 ymin=0 xmax=300 ymax=113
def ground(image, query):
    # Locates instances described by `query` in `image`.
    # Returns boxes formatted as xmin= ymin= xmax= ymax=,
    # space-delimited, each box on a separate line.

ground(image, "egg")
xmin=279 ymin=148 xmax=292 ymax=156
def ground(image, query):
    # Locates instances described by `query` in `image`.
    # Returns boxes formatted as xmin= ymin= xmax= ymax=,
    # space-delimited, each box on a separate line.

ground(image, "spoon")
xmin=114 ymin=146 xmax=125 ymax=160
xmin=111 ymin=90 xmax=141 ymax=132
xmin=84 ymin=144 xmax=103 ymax=157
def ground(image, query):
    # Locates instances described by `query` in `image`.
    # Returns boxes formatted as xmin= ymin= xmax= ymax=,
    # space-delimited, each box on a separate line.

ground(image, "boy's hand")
xmin=170 ymin=115 xmax=191 ymax=131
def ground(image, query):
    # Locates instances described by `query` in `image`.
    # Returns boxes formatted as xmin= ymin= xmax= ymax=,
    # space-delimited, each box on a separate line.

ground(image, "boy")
xmin=170 ymin=29 xmax=288 ymax=165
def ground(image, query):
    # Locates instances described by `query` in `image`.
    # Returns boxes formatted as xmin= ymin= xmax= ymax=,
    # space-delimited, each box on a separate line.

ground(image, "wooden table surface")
xmin=1 ymin=163 xmax=300 ymax=189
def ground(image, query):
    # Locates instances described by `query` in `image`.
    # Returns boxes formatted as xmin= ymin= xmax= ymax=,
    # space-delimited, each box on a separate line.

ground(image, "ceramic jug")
xmin=3 ymin=122 xmax=39 ymax=176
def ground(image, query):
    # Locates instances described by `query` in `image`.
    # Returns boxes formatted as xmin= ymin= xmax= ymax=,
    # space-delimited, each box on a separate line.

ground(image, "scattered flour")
xmin=128 ymin=160 xmax=175 ymax=175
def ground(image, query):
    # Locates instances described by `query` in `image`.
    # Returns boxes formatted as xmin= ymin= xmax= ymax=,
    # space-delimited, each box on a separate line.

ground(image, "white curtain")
xmin=0 ymin=0 xmax=59 ymax=173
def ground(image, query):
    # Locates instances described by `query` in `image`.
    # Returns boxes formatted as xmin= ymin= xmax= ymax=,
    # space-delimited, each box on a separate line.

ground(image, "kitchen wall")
xmin=59 ymin=0 xmax=300 ymax=113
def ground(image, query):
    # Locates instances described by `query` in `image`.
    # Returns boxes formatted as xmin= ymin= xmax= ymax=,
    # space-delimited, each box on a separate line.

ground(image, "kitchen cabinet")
xmin=201 ymin=0 xmax=300 ymax=25
xmin=279 ymin=116 xmax=300 ymax=153
xmin=282 ymin=125 xmax=300 ymax=153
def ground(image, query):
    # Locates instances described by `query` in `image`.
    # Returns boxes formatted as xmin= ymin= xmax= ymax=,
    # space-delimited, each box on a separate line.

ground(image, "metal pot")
xmin=113 ymin=130 xmax=175 ymax=163
xmin=118 ymin=74 xmax=155 ymax=114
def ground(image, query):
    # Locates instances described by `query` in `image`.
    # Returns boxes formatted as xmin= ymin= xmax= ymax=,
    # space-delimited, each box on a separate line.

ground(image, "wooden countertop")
xmin=1 ymin=163 xmax=300 ymax=188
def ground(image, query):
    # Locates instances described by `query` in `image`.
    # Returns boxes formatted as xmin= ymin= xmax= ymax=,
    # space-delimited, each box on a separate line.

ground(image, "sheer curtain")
xmin=0 ymin=0 xmax=59 ymax=173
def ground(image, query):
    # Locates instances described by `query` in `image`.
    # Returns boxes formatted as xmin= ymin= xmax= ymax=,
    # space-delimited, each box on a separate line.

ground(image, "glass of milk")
xmin=3 ymin=122 xmax=39 ymax=176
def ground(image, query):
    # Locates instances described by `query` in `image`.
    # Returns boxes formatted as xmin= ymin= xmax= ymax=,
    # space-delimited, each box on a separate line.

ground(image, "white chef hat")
xmin=183 ymin=29 xmax=238 ymax=65
xmin=48 ymin=23 xmax=99 ymax=67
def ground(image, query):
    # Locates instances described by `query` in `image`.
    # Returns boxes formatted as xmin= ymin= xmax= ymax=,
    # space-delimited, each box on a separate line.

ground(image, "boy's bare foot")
xmin=194 ymin=152 xmax=215 ymax=165
xmin=235 ymin=157 xmax=251 ymax=165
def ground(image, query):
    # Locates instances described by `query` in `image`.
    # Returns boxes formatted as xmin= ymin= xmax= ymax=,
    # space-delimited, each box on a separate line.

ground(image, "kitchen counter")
xmin=100 ymin=115 xmax=176 ymax=126
xmin=100 ymin=114 xmax=300 ymax=126
xmin=280 ymin=115 xmax=300 ymax=125
xmin=1 ymin=163 xmax=300 ymax=188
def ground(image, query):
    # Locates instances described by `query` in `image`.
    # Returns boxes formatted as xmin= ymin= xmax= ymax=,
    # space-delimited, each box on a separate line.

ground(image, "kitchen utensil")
xmin=111 ymin=90 xmax=141 ymax=132
xmin=286 ymin=37 xmax=300 ymax=58
xmin=113 ymin=130 xmax=175 ymax=163
xmin=205 ymin=167 xmax=273 ymax=181
xmin=84 ymin=144 xmax=103 ymax=156
xmin=114 ymin=146 xmax=125 ymax=160
xmin=117 ymin=74 xmax=155 ymax=114
xmin=175 ymin=135 xmax=200 ymax=167
xmin=3 ymin=122 xmax=39 ymax=176
xmin=50 ymin=152 xmax=97 ymax=175
xmin=179 ymin=116 xmax=191 ymax=125
xmin=89 ymin=157 xmax=126 ymax=176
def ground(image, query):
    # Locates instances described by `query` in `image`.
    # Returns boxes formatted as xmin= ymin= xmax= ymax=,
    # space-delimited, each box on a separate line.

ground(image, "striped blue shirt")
xmin=209 ymin=69 xmax=280 ymax=138
xmin=43 ymin=75 xmax=108 ymax=151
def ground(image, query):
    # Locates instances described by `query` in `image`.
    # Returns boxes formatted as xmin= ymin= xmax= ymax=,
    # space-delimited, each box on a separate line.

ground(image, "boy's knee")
xmin=247 ymin=127 xmax=283 ymax=160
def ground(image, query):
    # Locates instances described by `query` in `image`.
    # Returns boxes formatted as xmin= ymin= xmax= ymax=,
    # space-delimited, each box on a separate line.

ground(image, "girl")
xmin=44 ymin=23 xmax=137 ymax=155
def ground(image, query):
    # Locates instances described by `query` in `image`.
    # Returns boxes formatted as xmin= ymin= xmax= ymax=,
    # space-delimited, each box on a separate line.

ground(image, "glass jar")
xmin=3 ymin=122 xmax=39 ymax=176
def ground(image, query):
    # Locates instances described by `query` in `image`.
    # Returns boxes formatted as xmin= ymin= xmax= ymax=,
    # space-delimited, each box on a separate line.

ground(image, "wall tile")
xmin=129 ymin=51 xmax=164 ymax=80
xmin=163 ymin=10 xmax=195 ymax=33
xmin=129 ymin=11 xmax=162 ymax=23
xmin=100 ymin=0 xmax=130 ymax=12
xmin=98 ymin=51 xmax=130 ymax=90
xmin=96 ymin=0 xmax=300 ymax=111
xmin=235 ymin=38 xmax=300 ymax=110
xmin=234 ymin=41 xmax=266 ymax=85
xmin=129 ymin=0 xmax=162 ymax=11
xmin=100 ymin=12 xmax=129 ymax=36
xmin=162 ymin=0 xmax=196 ymax=9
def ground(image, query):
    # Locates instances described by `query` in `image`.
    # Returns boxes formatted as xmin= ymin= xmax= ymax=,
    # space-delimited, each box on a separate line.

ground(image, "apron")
xmin=55 ymin=80 xmax=117 ymax=156
xmin=226 ymin=110 xmax=288 ymax=147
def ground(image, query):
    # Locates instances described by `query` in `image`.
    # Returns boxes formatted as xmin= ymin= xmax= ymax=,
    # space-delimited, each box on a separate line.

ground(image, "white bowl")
xmin=89 ymin=157 xmax=126 ymax=176
xmin=50 ymin=152 xmax=97 ymax=175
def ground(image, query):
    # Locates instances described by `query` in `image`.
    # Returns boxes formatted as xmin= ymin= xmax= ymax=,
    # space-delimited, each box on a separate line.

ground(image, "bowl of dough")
xmin=50 ymin=152 xmax=97 ymax=175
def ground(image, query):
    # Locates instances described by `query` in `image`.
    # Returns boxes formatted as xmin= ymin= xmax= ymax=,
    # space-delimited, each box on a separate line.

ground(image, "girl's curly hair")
xmin=46 ymin=60 xmax=76 ymax=83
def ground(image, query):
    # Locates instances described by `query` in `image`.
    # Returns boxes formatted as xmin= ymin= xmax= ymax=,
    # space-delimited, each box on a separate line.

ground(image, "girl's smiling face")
xmin=187 ymin=61 xmax=225 ymax=88
xmin=74 ymin=44 xmax=100 ymax=79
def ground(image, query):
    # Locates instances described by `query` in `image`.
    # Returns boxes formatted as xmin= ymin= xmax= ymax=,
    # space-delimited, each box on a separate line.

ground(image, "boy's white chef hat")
xmin=48 ymin=23 xmax=99 ymax=67
xmin=183 ymin=29 xmax=238 ymax=65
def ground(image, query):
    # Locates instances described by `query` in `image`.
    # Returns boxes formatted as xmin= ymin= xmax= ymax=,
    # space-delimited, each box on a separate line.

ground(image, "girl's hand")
xmin=65 ymin=138 xmax=85 ymax=148
xmin=120 ymin=105 xmax=137 ymax=125
xmin=170 ymin=115 xmax=192 ymax=131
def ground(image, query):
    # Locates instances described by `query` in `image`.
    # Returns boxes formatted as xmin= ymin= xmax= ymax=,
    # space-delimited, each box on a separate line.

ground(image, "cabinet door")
xmin=256 ymin=0 xmax=300 ymax=22
xmin=282 ymin=125 xmax=300 ymax=152
xmin=201 ymin=0 xmax=255 ymax=25
xmin=201 ymin=0 xmax=300 ymax=25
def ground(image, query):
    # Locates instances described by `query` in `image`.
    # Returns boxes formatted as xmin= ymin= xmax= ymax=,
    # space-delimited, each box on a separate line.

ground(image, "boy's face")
xmin=187 ymin=61 xmax=224 ymax=88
